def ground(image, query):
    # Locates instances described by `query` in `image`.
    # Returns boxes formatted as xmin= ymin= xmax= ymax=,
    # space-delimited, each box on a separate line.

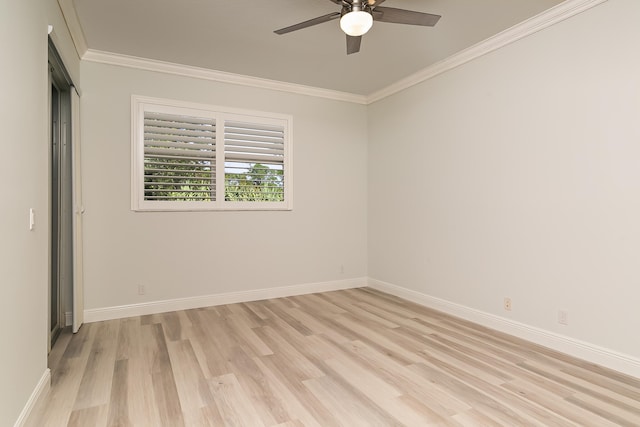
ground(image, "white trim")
xmin=84 ymin=278 xmax=367 ymax=323
xmin=13 ymin=369 xmax=51 ymax=427
xmin=367 ymin=278 xmax=640 ymax=379
xmin=47 ymin=27 xmax=79 ymax=88
xmin=82 ymin=50 xmax=367 ymax=105
xmin=71 ymin=87 xmax=85 ymax=333
xmin=367 ymin=0 xmax=608 ymax=103
xmin=78 ymin=1 xmax=604 ymax=105
xmin=57 ymin=0 xmax=88 ymax=58
xmin=61 ymin=0 xmax=603 ymax=104
xmin=131 ymin=95 xmax=293 ymax=211
xmin=65 ymin=311 xmax=73 ymax=327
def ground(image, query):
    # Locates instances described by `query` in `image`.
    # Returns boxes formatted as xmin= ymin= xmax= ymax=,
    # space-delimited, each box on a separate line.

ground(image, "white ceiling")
xmin=71 ymin=0 xmax=564 ymax=96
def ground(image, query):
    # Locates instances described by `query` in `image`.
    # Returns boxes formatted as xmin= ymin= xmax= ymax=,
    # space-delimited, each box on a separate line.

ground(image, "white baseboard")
xmin=367 ymin=278 xmax=640 ymax=379
xmin=65 ymin=311 xmax=72 ymax=327
xmin=84 ymin=277 xmax=367 ymax=323
xmin=14 ymin=368 xmax=50 ymax=427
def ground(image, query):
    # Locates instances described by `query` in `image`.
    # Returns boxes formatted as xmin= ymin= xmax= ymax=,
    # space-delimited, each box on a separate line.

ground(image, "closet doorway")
xmin=48 ymin=41 xmax=72 ymax=351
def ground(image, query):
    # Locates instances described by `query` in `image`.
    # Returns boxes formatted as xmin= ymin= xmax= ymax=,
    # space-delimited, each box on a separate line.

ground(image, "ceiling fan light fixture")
xmin=340 ymin=10 xmax=373 ymax=37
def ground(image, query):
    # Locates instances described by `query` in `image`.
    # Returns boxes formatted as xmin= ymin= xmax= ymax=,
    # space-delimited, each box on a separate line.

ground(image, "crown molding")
xmin=82 ymin=49 xmax=368 ymax=104
xmin=65 ymin=0 xmax=605 ymax=105
xmin=57 ymin=0 xmax=88 ymax=57
xmin=366 ymin=0 xmax=608 ymax=104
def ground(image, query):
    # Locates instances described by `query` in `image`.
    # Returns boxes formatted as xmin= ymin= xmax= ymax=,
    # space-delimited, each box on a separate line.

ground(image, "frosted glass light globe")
xmin=340 ymin=11 xmax=373 ymax=37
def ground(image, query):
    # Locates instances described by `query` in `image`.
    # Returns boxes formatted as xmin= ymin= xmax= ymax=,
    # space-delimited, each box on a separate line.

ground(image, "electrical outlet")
xmin=504 ymin=297 xmax=512 ymax=311
xmin=340 ymin=264 xmax=345 ymax=274
xmin=558 ymin=310 xmax=568 ymax=325
xmin=138 ymin=285 xmax=146 ymax=295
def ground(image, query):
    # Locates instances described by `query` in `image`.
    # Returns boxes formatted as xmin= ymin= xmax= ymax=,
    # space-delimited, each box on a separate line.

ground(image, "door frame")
xmin=48 ymin=38 xmax=83 ymax=352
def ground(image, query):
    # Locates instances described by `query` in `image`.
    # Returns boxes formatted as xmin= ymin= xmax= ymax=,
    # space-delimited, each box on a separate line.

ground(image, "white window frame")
xmin=131 ymin=95 xmax=293 ymax=211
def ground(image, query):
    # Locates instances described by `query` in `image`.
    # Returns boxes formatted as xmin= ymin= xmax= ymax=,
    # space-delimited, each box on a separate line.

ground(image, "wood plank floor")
xmin=27 ymin=288 xmax=640 ymax=426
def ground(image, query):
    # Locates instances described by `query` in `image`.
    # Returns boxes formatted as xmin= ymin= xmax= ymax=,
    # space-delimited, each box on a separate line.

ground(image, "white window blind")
xmin=132 ymin=96 xmax=292 ymax=211
xmin=143 ymin=112 xmax=216 ymax=201
xmin=224 ymin=121 xmax=285 ymax=202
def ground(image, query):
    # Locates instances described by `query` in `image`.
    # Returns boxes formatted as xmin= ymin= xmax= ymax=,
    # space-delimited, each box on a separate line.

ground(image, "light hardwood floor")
xmin=27 ymin=288 xmax=640 ymax=426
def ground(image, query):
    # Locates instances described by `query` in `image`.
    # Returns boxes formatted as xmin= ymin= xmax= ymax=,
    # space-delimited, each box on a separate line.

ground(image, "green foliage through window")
xmin=144 ymin=157 xmax=215 ymax=201
xmin=225 ymin=163 xmax=284 ymax=202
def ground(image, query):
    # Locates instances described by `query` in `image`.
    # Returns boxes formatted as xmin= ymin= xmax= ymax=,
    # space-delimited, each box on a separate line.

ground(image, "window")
xmin=132 ymin=96 xmax=292 ymax=211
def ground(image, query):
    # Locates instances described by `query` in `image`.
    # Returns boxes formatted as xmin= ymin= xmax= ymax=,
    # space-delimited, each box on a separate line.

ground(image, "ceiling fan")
xmin=274 ymin=0 xmax=441 ymax=55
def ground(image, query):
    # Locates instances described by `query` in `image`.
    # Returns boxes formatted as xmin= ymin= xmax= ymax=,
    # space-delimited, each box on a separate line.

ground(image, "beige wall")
xmin=7 ymin=0 xmax=640 ymax=422
xmin=0 ymin=0 xmax=79 ymax=424
xmin=368 ymin=0 xmax=640 ymax=359
xmin=0 ymin=2 xmax=47 ymax=423
xmin=79 ymin=61 xmax=368 ymax=310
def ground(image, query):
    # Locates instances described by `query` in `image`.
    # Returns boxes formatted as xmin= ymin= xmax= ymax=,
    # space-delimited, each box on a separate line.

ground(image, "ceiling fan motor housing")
xmin=343 ymin=0 xmax=372 ymax=16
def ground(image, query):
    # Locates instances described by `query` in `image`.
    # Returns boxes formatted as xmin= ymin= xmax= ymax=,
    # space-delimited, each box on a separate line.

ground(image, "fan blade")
xmin=367 ymin=0 xmax=387 ymax=6
xmin=274 ymin=12 xmax=341 ymax=35
xmin=346 ymin=35 xmax=362 ymax=55
xmin=373 ymin=7 xmax=441 ymax=26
